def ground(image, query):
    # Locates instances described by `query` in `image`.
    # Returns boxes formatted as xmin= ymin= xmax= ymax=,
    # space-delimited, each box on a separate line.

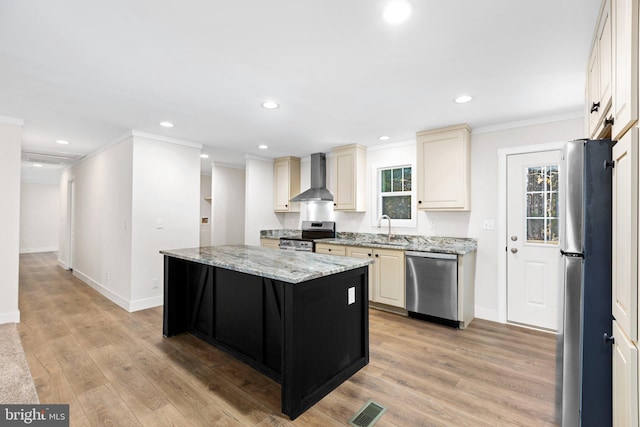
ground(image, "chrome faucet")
xmin=377 ymin=215 xmax=391 ymax=242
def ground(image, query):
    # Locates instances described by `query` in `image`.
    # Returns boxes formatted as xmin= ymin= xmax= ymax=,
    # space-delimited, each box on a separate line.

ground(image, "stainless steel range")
xmin=279 ymin=221 xmax=336 ymax=252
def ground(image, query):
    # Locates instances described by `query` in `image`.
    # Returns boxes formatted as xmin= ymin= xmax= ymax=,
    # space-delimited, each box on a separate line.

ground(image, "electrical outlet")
xmin=156 ymin=218 xmax=164 ymax=229
xmin=152 ymin=278 xmax=159 ymax=289
xmin=429 ymin=220 xmax=437 ymax=230
xmin=105 ymin=272 xmax=110 ymax=282
xmin=348 ymin=287 xmax=355 ymax=305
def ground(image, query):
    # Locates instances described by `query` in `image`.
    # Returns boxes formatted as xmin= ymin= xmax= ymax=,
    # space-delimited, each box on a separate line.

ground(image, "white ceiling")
xmin=1 ymin=0 xmax=600 ymax=175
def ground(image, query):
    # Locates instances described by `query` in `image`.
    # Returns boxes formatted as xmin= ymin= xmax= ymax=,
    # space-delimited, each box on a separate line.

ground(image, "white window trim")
xmin=370 ymin=162 xmax=417 ymax=228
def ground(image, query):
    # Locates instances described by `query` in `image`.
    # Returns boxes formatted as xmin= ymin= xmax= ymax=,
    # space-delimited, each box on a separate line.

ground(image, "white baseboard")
xmin=72 ymin=270 xmax=163 ymax=313
xmin=72 ymin=269 xmax=130 ymax=312
xmin=129 ymin=295 xmax=163 ymax=312
xmin=57 ymin=259 xmax=69 ymax=270
xmin=474 ymin=306 xmax=500 ymax=323
xmin=0 ymin=311 xmax=20 ymax=324
xmin=19 ymin=247 xmax=58 ymax=254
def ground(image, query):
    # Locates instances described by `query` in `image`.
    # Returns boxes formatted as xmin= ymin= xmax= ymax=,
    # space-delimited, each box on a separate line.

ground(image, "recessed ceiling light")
xmin=160 ymin=121 xmax=174 ymax=127
xmin=261 ymin=101 xmax=279 ymax=109
xmin=33 ymin=163 xmax=43 ymax=168
xmin=454 ymin=95 xmax=473 ymax=104
xmin=383 ymin=1 xmax=412 ymax=24
xmin=200 ymin=154 xmax=209 ymax=159
xmin=258 ymin=144 xmax=269 ymax=150
xmin=378 ymin=136 xmax=390 ymax=141
xmin=56 ymin=139 xmax=69 ymax=145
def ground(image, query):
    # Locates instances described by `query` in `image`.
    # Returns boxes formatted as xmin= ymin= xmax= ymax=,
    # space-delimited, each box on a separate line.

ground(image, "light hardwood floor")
xmin=17 ymin=252 xmax=558 ymax=426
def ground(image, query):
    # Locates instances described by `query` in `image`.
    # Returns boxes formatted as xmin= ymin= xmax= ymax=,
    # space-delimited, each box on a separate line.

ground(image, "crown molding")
xmin=472 ymin=110 xmax=583 ymax=135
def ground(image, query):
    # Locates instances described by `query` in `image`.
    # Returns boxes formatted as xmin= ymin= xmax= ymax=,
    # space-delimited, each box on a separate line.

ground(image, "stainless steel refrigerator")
xmin=557 ymin=139 xmax=612 ymax=426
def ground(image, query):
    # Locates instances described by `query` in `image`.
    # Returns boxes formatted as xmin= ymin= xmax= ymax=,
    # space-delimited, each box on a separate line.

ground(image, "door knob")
xmin=510 ymin=248 xmax=518 ymax=254
xmin=510 ymin=236 xmax=518 ymax=241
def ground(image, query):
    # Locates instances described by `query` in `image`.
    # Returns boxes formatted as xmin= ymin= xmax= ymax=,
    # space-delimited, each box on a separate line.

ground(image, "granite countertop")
xmin=260 ymin=229 xmax=477 ymax=255
xmin=160 ymin=245 xmax=373 ymax=284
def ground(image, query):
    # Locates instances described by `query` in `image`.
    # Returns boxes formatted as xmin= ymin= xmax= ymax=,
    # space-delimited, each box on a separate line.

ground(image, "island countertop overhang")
xmin=160 ymin=244 xmax=373 ymax=284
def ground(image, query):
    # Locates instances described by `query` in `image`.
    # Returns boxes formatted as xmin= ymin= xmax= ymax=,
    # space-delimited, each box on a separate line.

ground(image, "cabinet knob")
xmin=328 ymin=248 xmax=331 ymax=252
xmin=590 ymin=102 xmax=600 ymax=113
xmin=285 ymin=204 xmax=288 ymax=208
xmin=368 ymin=253 xmax=372 ymax=257
xmin=510 ymin=248 xmax=518 ymax=254
xmin=603 ymin=160 xmax=615 ymax=170
xmin=375 ymin=254 xmax=379 ymax=258
xmin=603 ymin=333 xmax=615 ymax=345
xmin=333 ymin=203 xmax=337 ymax=206
xmin=604 ymin=117 xmax=615 ymax=127
xmin=418 ymin=200 xmax=422 ymax=204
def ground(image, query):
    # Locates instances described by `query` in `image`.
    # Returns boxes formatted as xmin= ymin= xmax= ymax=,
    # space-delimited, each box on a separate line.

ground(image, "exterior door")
xmin=507 ymin=150 xmax=561 ymax=330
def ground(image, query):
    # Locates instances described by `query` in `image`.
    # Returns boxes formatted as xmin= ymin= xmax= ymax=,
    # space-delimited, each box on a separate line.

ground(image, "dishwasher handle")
xmin=405 ymin=251 xmax=457 ymax=260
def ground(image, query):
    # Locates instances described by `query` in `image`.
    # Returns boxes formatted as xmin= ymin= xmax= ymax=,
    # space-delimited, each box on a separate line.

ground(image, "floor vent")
xmin=348 ymin=400 xmax=387 ymax=427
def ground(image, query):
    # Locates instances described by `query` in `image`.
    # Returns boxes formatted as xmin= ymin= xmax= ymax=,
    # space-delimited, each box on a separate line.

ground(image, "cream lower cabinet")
xmin=314 ymin=243 xmax=346 ymax=256
xmin=260 ymin=238 xmax=281 ymax=249
xmin=612 ymin=320 xmax=638 ymax=426
xmin=346 ymin=246 xmax=405 ymax=309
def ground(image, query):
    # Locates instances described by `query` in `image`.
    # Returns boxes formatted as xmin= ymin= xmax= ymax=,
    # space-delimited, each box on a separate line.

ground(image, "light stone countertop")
xmin=160 ymin=245 xmax=373 ymax=284
xmin=260 ymin=230 xmax=477 ymax=255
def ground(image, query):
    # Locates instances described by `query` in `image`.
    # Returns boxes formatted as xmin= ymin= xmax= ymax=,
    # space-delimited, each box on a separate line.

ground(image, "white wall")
xmin=200 ymin=174 xmax=212 ymax=246
xmin=130 ymin=136 xmax=201 ymax=309
xmin=211 ymin=164 xmax=246 ymax=245
xmin=468 ymin=117 xmax=583 ymax=320
xmin=20 ymin=182 xmax=60 ymax=253
xmin=69 ymin=137 xmax=134 ymax=309
xmin=59 ymin=131 xmax=201 ymax=312
xmin=244 ymin=157 xmax=282 ymax=245
xmin=0 ymin=119 xmax=22 ymax=324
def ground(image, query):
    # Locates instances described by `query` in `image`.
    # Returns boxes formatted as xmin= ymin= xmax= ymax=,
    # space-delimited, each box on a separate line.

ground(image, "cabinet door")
xmin=588 ymin=47 xmax=602 ymax=136
xmin=346 ymin=246 xmax=373 ymax=300
xmin=611 ymin=0 xmax=638 ymax=140
xmin=599 ymin=0 xmax=612 ymax=114
xmin=612 ymin=320 xmax=639 ymax=427
xmin=333 ymin=145 xmax=366 ymax=212
xmin=274 ymin=157 xmax=300 ymax=212
xmin=260 ymin=238 xmax=281 ymax=249
xmin=374 ymin=249 xmax=405 ymax=308
xmin=612 ymin=129 xmax=638 ymax=341
xmin=417 ymin=125 xmax=471 ymax=211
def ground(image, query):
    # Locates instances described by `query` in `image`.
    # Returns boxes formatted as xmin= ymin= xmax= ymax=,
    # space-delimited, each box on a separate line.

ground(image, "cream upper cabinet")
xmin=611 ymin=0 xmax=638 ymax=140
xmin=612 ymin=320 xmax=639 ymax=427
xmin=587 ymin=0 xmax=613 ymax=138
xmin=332 ymin=144 xmax=366 ymax=212
xmin=416 ymin=124 xmax=471 ymax=211
xmin=612 ymin=128 xmax=638 ymax=341
xmin=274 ymin=156 xmax=300 ymax=212
xmin=347 ymin=246 xmax=405 ymax=308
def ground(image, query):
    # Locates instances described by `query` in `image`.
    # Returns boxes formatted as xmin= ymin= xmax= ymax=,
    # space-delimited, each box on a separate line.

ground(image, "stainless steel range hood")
xmin=290 ymin=152 xmax=334 ymax=202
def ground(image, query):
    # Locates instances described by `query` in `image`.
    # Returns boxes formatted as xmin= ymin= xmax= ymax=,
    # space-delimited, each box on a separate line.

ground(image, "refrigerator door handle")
xmin=560 ymin=249 xmax=584 ymax=258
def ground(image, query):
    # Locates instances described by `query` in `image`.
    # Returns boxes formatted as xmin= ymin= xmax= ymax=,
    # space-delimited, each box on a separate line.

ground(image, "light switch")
xmin=348 ymin=287 xmax=355 ymax=305
xmin=156 ymin=218 xmax=164 ymax=229
xmin=482 ymin=219 xmax=495 ymax=230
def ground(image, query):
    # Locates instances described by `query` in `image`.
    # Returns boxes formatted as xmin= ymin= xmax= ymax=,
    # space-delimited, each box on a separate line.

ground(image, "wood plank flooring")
xmin=17 ymin=252 xmax=558 ymax=426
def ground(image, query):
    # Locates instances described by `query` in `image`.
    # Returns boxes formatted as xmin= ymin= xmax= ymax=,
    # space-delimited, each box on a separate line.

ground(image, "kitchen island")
xmin=160 ymin=245 xmax=372 ymax=420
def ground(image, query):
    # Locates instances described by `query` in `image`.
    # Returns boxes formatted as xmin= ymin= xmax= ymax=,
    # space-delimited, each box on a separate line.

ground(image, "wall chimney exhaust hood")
xmin=290 ymin=152 xmax=334 ymax=202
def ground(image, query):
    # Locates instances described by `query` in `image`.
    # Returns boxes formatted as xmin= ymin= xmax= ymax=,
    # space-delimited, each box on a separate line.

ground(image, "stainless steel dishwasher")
xmin=405 ymin=251 xmax=459 ymax=327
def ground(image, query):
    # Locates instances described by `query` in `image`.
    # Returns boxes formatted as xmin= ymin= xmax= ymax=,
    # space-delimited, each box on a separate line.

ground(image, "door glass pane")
xmin=526 ymin=165 xmax=558 ymax=245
